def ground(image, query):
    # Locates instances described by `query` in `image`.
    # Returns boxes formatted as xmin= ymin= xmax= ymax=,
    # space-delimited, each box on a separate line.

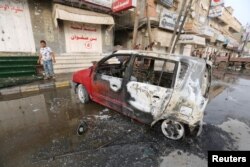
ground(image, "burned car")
xmin=72 ymin=50 xmax=212 ymax=140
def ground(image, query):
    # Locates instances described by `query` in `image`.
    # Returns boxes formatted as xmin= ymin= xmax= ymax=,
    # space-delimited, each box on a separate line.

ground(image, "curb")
xmin=0 ymin=80 xmax=71 ymax=96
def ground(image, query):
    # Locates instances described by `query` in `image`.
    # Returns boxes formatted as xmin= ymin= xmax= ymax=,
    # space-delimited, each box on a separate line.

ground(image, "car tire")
xmin=161 ymin=119 xmax=185 ymax=140
xmin=77 ymin=84 xmax=89 ymax=104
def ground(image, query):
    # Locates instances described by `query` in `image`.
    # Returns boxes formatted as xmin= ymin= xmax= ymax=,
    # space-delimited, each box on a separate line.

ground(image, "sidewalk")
xmin=0 ymin=73 xmax=72 ymax=96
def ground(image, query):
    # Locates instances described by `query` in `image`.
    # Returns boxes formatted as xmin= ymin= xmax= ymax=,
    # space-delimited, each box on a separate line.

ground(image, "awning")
xmin=53 ymin=4 xmax=114 ymax=27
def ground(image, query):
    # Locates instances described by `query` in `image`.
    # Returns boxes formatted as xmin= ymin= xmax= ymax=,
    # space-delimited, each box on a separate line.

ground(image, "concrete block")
xmin=0 ymin=87 xmax=21 ymax=95
xmin=20 ymin=85 xmax=39 ymax=93
xmin=39 ymin=82 xmax=55 ymax=90
xmin=55 ymin=81 xmax=70 ymax=88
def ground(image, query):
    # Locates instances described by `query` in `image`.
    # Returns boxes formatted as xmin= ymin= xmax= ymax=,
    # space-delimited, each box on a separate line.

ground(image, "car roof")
xmin=113 ymin=50 xmax=205 ymax=64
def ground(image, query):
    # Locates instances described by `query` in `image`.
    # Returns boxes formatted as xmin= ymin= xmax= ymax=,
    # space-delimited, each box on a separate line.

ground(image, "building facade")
xmin=0 ymin=0 xmax=246 ymax=77
xmin=0 ymin=0 xmax=115 ymax=75
xmin=115 ymin=0 xmax=244 ymax=58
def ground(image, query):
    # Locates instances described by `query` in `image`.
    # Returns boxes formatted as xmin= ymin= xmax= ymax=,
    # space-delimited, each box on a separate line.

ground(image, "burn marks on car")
xmin=101 ymin=75 xmax=122 ymax=92
xmin=126 ymin=81 xmax=172 ymax=118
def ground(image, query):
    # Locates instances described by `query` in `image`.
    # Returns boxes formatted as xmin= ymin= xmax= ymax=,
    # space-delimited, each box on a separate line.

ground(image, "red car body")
xmin=72 ymin=50 xmax=211 ymax=140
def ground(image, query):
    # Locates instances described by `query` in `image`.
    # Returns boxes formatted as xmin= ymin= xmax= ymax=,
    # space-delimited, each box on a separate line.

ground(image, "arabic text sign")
xmin=112 ymin=0 xmax=136 ymax=12
xmin=209 ymin=5 xmax=223 ymax=18
xmin=178 ymin=35 xmax=206 ymax=46
xmin=158 ymin=0 xmax=173 ymax=8
xmin=159 ymin=9 xmax=183 ymax=31
xmin=84 ymin=0 xmax=112 ymax=8
xmin=199 ymin=26 xmax=214 ymax=37
xmin=64 ymin=22 xmax=102 ymax=53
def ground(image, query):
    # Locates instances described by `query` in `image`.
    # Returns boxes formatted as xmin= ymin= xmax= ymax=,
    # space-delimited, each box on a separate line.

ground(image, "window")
xmin=130 ymin=56 xmax=177 ymax=88
xmin=96 ymin=55 xmax=130 ymax=78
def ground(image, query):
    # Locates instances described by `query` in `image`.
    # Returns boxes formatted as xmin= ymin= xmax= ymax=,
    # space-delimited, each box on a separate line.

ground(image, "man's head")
xmin=40 ymin=40 xmax=46 ymax=48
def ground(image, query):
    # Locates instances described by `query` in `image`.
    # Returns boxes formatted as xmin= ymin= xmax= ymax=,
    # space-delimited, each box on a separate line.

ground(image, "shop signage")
xmin=211 ymin=0 xmax=224 ymax=7
xmin=178 ymin=35 xmax=206 ymax=46
xmin=53 ymin=0 xmax=112 ymax=10
xmin=158 ymin=0 xmax=173 ymax=8
xmin=64 ymin=22 xmax=102 ymax=53
xmin=112 ymin=0 xmax=136 ymax=12
xmin=159 ymin=9 xmax=183 ymax=31
xmin=217 ymin=34 xmax=225 ymax=42
xmin=199 ymin=26 xmax=214 ymax=37
xmin=213 ymin=29 xmax=225 ymax=42
xmin=209 ymin=5 xmax=223 ymax=18
xmin=85 ymin=0 xmax=112 ymax=9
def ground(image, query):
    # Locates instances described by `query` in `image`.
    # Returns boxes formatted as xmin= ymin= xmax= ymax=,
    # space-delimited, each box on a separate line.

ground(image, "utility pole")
xmin=132 ymin=0 xmax=140 ymax=48
xmin=171 ymin=0 xmax=194 ymax=54
xmin=167 ymin=0 xmax=188 ymax=53
xmin=146 ymin=0 xmax=153 ymax=44
xmin=240 ymin=32 xmax=249 ymax=56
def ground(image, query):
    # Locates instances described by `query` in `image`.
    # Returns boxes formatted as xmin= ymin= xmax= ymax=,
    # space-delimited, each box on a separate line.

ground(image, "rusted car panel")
xmin=72 ymin=50 xmax=212 ymax=140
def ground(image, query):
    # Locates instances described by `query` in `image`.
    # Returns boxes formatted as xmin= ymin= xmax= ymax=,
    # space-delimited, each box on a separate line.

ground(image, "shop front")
xmin=178 ymin=34 xmax=206 ymax=56
xmin=52 ymin=3 xmax=115 ymax=73
xmin=53 ymin=3 xmax=114 ymax=54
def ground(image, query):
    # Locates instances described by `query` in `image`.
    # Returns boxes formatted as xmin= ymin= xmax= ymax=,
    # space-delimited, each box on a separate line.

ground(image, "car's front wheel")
xmin=161 ymin=119 xmax=185 ymax=140
xmin=77 ymin=84 xmax=89 ymax=104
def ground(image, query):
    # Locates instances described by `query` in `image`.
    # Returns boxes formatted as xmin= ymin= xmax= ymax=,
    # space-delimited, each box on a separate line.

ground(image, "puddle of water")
xmin=218 ymin=118 xmax=250 ymax=150
xmin=206 ymin=71 xmax=250 ymax=125
xmin=160 ymin=150 xmax=207 ymax=167
xmin=0 ymin=88 xmax=106 ymax=167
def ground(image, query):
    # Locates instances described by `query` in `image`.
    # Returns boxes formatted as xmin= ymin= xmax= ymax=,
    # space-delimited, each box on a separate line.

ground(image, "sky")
xmin=224 ymin=0 xmax=250 ymax=27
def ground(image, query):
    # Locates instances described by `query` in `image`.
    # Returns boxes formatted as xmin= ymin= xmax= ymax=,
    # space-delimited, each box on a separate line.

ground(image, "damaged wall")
xmin=0 ymin=0 xmax=36 ymax=54
xmin=0 ymin=0 xmax=114 ymax=56
xmin=28 ymin=0 xmax=65 ymax=54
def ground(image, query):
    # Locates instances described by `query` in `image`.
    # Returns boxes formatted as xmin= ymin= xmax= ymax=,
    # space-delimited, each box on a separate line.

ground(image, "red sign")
xmin=211 ymin=0 xmax=224 ymax=6
xmin=112 ymin=0 xmax=136 ymax=12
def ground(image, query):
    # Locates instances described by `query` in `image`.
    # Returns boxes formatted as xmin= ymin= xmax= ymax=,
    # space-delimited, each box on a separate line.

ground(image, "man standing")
xmin=38 ymin=40 xmax=56 ymax=79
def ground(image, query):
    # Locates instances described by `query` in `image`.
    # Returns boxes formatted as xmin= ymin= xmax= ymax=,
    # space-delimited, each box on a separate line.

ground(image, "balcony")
xmin=228 ymin=18 xmax=242 ymax=33
xmin=217 ymin=8 xmax=231 ymax=25
xmin=183 ymin=20 xmax=200 ymax=34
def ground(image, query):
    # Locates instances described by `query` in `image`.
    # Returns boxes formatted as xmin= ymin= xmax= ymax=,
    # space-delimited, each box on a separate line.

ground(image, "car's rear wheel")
xmin=77 ymin=84 xmax=89 ymax=104
xmin=161 ymin=119 xmax=184 ymax=140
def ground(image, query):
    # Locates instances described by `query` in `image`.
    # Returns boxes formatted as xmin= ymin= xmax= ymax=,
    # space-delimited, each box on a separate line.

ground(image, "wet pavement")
xmin=0 ymin=69 xmax=250 ymax=167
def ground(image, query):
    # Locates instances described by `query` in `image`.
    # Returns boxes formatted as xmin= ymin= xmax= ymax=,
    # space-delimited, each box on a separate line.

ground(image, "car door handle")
xmin=112 ymin=84 xmax=118 ymax=88
xmin=153 ymin=95 xmax=160 ymax=99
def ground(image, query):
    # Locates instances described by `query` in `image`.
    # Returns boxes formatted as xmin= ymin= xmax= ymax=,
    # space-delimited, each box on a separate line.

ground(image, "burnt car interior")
xmin=131 ymin=56 xmax=177 ymax=88
xmin=96 ymin=55 xmax=130 ymax=78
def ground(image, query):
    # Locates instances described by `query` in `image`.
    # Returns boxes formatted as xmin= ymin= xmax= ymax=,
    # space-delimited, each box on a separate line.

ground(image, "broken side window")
xmin=130 ymin=56 xmax=177 ymax=88
xmin=179 ymin=62 xmax=188 ymax=80
xmin=96 ymin=55 xmax=130 ymax=78
xmin=201 ymin=67 xmax=210 ymax=97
